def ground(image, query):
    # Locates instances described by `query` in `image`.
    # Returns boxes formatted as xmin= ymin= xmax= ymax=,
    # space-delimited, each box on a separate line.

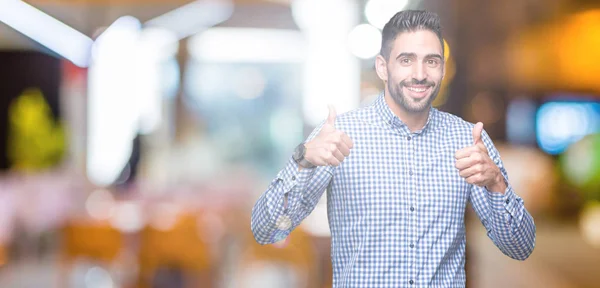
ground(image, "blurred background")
xmin=0 ymin=0 xmax=599 ymax=287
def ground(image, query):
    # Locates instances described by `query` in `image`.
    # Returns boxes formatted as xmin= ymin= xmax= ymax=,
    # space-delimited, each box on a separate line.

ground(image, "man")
xmin=251 ymin=10 xmax=535 ymax=288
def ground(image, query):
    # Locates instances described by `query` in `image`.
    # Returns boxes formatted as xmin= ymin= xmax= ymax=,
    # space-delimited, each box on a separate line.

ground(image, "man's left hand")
xmin=454 ymin=122 xmax=506 ymax=193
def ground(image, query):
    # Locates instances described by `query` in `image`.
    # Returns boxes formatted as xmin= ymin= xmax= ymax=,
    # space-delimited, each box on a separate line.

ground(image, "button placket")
xmin=406 ymin=132 xmax=418 ymax=275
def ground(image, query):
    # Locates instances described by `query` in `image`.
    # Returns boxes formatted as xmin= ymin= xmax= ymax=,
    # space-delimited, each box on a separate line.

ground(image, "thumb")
xmin=473 ymin=122 xmax=483 ymax=144
xmin=327 ymin=105 xmax=337 ymax=126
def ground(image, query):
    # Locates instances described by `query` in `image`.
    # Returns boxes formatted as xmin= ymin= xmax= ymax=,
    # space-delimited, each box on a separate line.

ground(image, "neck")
xmin=384 ymin=92 xmax=431 ymax=132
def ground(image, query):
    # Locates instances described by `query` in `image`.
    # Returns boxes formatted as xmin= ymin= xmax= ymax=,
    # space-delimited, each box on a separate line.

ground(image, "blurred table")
xmin=467 ymin=217 xmax=600 ymax=288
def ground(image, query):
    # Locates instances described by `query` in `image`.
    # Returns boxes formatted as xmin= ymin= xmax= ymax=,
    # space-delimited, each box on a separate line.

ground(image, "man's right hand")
xmin=303 ymin=105 xmax=354 ymax=167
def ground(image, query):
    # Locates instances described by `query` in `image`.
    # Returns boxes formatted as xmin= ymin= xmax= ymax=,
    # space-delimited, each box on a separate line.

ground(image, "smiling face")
xmin=376 ymin=29 xmax=445 ymax=114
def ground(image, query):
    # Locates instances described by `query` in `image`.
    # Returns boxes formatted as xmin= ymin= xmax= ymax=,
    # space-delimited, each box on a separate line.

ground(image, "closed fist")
xmin=304 ymin=105 xmax=354 ymax=167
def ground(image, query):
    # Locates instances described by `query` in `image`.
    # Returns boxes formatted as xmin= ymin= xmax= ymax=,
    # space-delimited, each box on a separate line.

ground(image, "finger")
xmin=331 ymin=131 xmax=351 ymax=156
xmin=341 ymin=132 xmax=354 ymax=149
xmin=332 ymin=149 xmax=345 ymax=162
xmin=328 ymin=143 xmax=345 ymax=161
xmin=466 ymin=174 xmax=484 ymax=186
xmin=455 ymin=156 xmax=478 ymax=170
xmin=454 ymin=146 xmax=479 ymax=159
xmin=337 ymin=140 xmax=351 ymax=157
xmin=324 ymin=144 xmax=343 ymax=164
xmin=475 ymin=141 xmax=488 ymax=154
xmin=327 ymin=105 xmax=337 ymax=126
xmin=458 ymin=164 xmax=483 ymax=178
xmin=472 ymin=122 xmax=483 ymax=145
xmin=326 ymin=152 xmax=341 ymax=166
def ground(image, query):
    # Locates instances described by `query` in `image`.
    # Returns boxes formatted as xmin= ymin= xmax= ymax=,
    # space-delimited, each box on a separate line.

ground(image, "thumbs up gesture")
xmin=303 ymin=105 xmax=354 ymax=167
xmin=454 ymin=122 xmax=505 ymax=192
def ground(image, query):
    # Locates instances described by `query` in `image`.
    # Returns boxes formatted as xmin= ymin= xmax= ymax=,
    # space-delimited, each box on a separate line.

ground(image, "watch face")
xmin=293 ymin=144 xmax=304 ymax=160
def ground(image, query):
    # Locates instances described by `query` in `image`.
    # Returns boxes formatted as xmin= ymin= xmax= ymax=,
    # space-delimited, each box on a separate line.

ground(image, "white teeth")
xmin=407 ymin=87 xmax=427 ymax=92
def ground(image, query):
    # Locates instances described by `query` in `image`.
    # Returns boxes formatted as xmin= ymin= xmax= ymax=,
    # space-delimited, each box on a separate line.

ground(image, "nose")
xmin=412 ymin=63 xmax=427 ymax=81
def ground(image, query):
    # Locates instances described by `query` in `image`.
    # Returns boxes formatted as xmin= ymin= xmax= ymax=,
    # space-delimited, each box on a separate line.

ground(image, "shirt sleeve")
xmin=250 ymin=121 xmax=335 ymax=245
xmin=468 ymin=129 xmax=536 ymax=260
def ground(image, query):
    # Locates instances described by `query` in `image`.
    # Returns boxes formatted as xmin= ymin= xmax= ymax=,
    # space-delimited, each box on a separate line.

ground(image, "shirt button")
xmin=410 ymin=207 xmax=415 ymax=212
xmin=292 ymin=176 xmax=296 ymax=181
xmin=410 ymin=243 xmax=414 ymax=248
xmin=407 ymin=136 xmax=411 ymax=140
xmin=505 ymin=199 xmax=510 ymax=204
xmin=409 ymin=280 xmax=414 ymax=285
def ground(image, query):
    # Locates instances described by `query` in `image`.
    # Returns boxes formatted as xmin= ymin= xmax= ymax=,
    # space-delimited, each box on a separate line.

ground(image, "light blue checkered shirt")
xmin=251 ymin=93 xmax=536 ymax=287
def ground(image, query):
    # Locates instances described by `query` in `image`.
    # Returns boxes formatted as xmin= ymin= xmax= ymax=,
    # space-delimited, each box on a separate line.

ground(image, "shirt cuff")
xmin=276 ymin=156 xmax=317 ymax=194
xmin=486 ymin=184 xmax=519 ymax=218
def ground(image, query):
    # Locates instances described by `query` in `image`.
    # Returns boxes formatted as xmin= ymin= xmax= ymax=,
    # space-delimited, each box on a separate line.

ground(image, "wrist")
xmin=486 ymin=171 xmax=507 ymax=194
xmin=297 ymin=158 xmax=315 ymax=169
xmin=293 ymin=143 xmax=315 ymax=169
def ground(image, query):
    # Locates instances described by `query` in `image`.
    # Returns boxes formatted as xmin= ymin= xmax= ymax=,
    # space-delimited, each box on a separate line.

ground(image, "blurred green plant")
xmin=559 ymin=133 xmax=600 ymax=201
xmin=7 ymin=88 xmax=66 ymax=171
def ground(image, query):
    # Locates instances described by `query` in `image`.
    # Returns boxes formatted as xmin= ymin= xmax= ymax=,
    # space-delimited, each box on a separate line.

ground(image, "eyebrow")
xmin=396 ymin=53 xmax=443 ymax=60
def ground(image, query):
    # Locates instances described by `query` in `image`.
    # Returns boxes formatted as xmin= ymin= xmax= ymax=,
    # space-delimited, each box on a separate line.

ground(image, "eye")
xmin=426 ymin=59 xmax=439 ymax=66
xmin=400 ymin=58 xmax=412 ymax=65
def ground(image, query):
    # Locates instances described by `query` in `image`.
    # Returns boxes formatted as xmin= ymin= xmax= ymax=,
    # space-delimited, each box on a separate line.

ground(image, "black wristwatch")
xmin=292 ymin=143 xmax=315 ymax=168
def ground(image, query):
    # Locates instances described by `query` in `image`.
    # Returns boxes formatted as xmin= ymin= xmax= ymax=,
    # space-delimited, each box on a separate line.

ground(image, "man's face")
xmin=377 ymin=30 xmax=445 ymax=114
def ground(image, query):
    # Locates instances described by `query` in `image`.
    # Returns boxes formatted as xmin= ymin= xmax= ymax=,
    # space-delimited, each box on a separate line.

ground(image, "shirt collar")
xmin=373 ymin=92 xmax=438 ymax=134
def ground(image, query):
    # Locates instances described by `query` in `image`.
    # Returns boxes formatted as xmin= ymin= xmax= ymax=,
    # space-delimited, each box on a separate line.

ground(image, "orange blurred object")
xmin=61 ymin=219 xmax=124 ymax=263
xmin=235 ymin=226 xmax=319 ymax=288
xmin=137 ymin=211 xmax=213 ymax=288
xmin=59 ymin=219 xmax=125 ymax=287
xmin=0 ymin=244 xmax=6 ymax=267
xmin=507 ymin=9 xmax=600 ymax=93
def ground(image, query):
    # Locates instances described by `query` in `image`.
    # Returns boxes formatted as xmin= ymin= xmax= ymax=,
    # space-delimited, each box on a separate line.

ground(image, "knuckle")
xmin=330 ymin=144 xmax=337 ymax=151
xmin=476 ymin=164 xmax=483 ymax=172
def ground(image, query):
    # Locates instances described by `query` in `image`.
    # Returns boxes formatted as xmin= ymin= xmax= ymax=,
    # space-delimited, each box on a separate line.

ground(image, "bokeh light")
xmin=348 ymin=24 xmax=382 ymax=59
xmin=536 ymin=101 xmax=600 ymax=155
xmin=364 ymin=0 xmax=410 ymax=30
xmin=579 ymin=201 xmax=600 ymax=249
xmin=85 ymin=189 xmax=116 ymax=221
xmin=560 ymin=133 xmax=600 ymax=200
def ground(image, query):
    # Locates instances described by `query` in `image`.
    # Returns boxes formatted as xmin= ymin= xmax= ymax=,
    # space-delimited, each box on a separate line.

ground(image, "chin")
xmin=404 ymin=97 xmax=433 ymax=112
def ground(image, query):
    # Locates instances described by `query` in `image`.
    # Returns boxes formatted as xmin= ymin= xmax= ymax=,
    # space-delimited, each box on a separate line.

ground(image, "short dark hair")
xmin=380 ymin=10 xmax=444 ymax=60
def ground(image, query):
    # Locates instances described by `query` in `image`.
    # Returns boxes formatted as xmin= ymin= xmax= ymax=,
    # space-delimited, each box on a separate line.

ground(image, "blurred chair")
xmin=59 ymin=219 xmax=124 ymax=287
xmin=137 ymin=211 xmax=214 ymax=288
xmin=235 ymin=226 xmax=319 ymax=288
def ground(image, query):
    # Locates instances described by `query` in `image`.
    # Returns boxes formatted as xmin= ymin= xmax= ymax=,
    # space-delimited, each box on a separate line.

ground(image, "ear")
xmin=441 ymin=61 xmax=446 ymax=80
xmin=375 ymin=54 xmax=388 ymax=82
